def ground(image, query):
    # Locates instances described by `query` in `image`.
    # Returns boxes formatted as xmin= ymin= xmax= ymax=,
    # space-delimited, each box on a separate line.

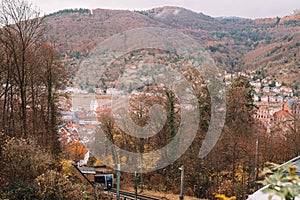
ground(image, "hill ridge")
xmin=44 ymin=6 xmax=300 ymax=89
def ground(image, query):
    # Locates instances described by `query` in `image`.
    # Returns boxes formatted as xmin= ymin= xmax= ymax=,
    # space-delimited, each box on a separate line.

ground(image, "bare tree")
xmin=0 ymin=0 xmax=46 ymax=137
xmin=0 ymin=0 xmax=66 ymax=155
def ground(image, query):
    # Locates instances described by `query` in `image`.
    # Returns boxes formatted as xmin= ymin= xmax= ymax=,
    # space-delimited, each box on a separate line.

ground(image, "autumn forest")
xmin=0 ymin=0 xmax=300 ymax=199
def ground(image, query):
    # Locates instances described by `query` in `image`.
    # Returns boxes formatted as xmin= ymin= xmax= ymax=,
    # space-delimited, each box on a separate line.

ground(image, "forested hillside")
xmin=1 ymin=2 xmax=300 ymax=199
xmin=44 ymin=6 xmax=300 ymax=88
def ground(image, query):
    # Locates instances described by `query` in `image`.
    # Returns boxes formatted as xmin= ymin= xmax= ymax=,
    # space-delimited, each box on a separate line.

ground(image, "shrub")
xmin=259 ymin=162 xmax=300 ymax=200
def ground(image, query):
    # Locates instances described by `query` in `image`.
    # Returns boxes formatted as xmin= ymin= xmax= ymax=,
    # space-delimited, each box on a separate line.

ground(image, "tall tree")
xmin=217 ymin=75 xmax=258 ymax=199
xmin=0 ymin=0 xmax=66 ymax=153
xmin=0 ymin=0 xmax=45 ymax=137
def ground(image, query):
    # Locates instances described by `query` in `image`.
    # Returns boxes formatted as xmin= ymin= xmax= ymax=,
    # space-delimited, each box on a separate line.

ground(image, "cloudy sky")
xmin=29 ymin=0 xmax=300 ymax=19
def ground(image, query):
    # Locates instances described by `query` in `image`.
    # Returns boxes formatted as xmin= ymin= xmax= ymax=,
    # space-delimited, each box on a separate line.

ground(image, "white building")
xmin=106 ymin=88 xmax=124 ymax=95
xmin=90 ymin=100 xmax=98 ymax=111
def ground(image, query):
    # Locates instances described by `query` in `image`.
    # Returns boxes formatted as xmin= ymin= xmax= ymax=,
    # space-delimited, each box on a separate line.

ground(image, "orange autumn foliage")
xmin=65 ymin=140 xmax=88 ymax=162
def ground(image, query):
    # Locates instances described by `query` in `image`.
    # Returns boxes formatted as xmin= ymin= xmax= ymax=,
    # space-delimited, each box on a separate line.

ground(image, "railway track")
xmin=109 ymin=188 xmax=161 ymax=200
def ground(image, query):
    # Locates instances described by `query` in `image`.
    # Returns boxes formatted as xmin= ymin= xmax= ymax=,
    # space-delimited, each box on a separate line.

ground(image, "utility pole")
xmin=134 ymin=171 xmax=138 ymax=200
xmin=254 ymin=134 xmax=259 ymax=184
xmin=117 ymin=164 xmax=121 ymax=200
xmin=179 ymin=165 xmax=184 ymax=200
xmin=139 ymin=166 xmax=143 ymax=193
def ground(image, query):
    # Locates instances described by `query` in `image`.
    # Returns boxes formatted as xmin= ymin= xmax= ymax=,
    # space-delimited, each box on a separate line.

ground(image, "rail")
xmin=109 ymin=188 xmax=161 ymax=200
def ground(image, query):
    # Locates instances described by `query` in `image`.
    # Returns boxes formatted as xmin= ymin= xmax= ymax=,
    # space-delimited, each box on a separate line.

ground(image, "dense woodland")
xmin=97 ymin=73 xmax=300 ymax=199
xmin=0 ymin=0 xmax=300 ymax=200
xmin=0 ymin=0 xmax=109 ymax=199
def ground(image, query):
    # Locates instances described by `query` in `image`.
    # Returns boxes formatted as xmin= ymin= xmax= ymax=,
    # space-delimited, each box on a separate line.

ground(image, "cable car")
xmin=94 ymin=174 xmax=113 ymax=190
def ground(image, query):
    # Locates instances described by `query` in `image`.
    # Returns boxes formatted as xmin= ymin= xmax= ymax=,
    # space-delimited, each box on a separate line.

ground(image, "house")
xmin=90 ymin=100 xmax=99 ymax=111
xmin=238 ymin=72 xmax=247 ymax=77
xmin=275 ymin=81 xmax=282 ymax=87
xmin=280 ymin=86 xmax=293 ymax=96
xmin=224 ymin=72 xmax=232 ymax=81
xmin=262 ymin=86 xmax=270 ymax=93
xmin=270 ymin=109 xmax=294 ymax=134
xmin=268 ymin=95 xmax=283 ymax=104
xmin=250 ymin=81 xmax=262 ymax=93
xmin=106 ymin=87 xmax=123 ymax=95
xmin=253 ymin=95 xmax=259 ymax=102
xmin=254 ymin=96 xmax=298 ymax=134
xmin=94 ymin=88 xmax=104 ymax=95
xmin=273 ymin=109 xmax=293 ymax=123
xmin=280 ymin=86 xmax=293 ymax=93
xmin=271 ymin=87 xmax=280 ymax=93
xmin=261 ymin=96 xmax=268 ymax=102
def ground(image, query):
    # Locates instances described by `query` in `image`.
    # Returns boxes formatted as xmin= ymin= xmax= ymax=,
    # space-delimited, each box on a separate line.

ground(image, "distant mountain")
xmin=216 ymin=16 xmax=247 ymax=20
xmin=44 ymin=6 xmax=300 ymax=89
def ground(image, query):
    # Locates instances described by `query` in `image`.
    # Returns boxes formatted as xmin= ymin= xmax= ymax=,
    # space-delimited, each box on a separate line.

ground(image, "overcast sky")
xmin=29 ymin=0 xmax=300 ymax=19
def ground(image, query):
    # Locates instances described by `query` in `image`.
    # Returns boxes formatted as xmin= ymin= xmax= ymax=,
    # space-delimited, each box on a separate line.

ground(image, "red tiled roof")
xmin=273 ymin=110 xmax=293 ymax=118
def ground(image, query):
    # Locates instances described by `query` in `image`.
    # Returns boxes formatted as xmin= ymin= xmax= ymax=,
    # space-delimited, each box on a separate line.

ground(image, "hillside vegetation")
xmin=45 ymin=7 xmax=300 ymax=88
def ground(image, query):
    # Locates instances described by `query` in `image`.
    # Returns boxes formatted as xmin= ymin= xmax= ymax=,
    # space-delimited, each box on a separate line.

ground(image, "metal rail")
xmin=109 ymin=188 xmax=161 ymax=200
